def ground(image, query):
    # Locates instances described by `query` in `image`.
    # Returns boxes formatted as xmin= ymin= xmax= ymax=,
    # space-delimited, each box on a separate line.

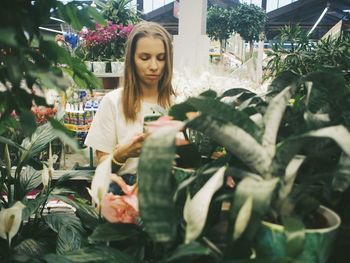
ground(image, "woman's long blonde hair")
xmin=122 ymin=21 xmax=175 ymax=122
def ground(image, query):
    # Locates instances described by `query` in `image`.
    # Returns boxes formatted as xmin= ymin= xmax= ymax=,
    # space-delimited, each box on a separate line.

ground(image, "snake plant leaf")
xmin=138 ymin=126 xmax=179 ymax=242
xmin=233 ymin=176 xmax=280 ymax=216
xmin=282 ymin=216 xmax=305 ymax=258
xmin=305 ymin=125 xmax=350 ymax=155
xmin=165 ymin=241 xmax=214 ymax=262
xmin=168 ymin=101 xmax=196 ymax=121
xmin=187 ymin=115 xmax=270 ymax=175
xmin=184 ymin=166 xmax=226 ymax=243
xmin=274 ymin=125 xmax=350 ymax=177
xmin=276 ymin=155 xmax=305 ymax=214
xmin=187 ymin=96 xmax=261 ymax=140
xmin=332 ymin=152 xmax=350 ymax=192
xmin=233 ymin=196 xmax=253 ymax=241
xmin=262 ymin=85 xmax=297 ymax=158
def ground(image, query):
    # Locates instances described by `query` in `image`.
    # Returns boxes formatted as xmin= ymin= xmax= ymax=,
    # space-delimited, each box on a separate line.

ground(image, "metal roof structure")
xmin=266 ymin=0 xmax=350 ymax=39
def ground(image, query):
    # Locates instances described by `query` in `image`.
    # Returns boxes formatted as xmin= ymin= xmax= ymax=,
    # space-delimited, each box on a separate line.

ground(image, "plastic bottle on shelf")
xmin=84 ymin=101 xmax=93 ymax=126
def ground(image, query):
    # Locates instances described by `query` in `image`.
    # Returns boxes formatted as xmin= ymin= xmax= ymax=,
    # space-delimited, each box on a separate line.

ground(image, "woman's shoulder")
xmin=104 ymin=88 xmax=123 ymax=100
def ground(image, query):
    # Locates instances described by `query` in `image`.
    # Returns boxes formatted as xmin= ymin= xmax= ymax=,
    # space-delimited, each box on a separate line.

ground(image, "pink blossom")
xmin=101 ymin=175 xmax=139 ymax=224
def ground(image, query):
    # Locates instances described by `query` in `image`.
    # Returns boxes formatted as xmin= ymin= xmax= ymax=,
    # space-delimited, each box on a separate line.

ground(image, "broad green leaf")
xmin=44 ymin=212 xmax=85 ymax=234
xmin=282 ymin=216 xmax=305 ymax=258
xmin=138 ymin=126 xmax=179 ymax=242
xmin=57 ymin=226 xmax=82 ymax=255
xmin=22 ymin=196 xmax=47 ymax=221
xmin=233 ymin=196 xmax=253 ymax=241
xmin=89 ymin=223 xmax=142 ymax=243
xmin=13 ymin=238 xmax=46 ymax=256
xmin=43 ymin=246 xmax=138 ymax=263
xmin=19 ymin=110 xmax=37 ymax=137
xmin=165 ymin=241 xmax=213 ymax=262
xmin=51 ymin=195 xmax=98 ymax=230
xmin=48 ymin=118 xmax=82 ymax=155
xmin=187 ymin=115 xmax=270 ymax=175
xmin=184 ymin=166 xmax=226 ymax=243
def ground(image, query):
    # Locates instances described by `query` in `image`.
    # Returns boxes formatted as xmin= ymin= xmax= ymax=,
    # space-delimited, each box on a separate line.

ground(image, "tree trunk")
xmin=249 ymin=41 xmax=254 ymax=58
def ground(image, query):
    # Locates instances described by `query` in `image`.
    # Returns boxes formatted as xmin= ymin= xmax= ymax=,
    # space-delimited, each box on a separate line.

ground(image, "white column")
xmin=173 ymin=0 xmax=210 ymax=73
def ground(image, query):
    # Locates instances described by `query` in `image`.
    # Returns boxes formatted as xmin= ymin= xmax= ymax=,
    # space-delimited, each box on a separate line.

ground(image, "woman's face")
xmin=134 ymin=36 xmax=166 ymax=89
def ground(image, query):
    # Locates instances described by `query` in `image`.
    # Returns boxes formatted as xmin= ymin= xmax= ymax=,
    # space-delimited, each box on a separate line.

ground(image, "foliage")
xmin=101 ymin=0 xmax=141 ymax=26
xmin=230 ymin=3 xmax=267 ymax=55
xmin=0 ymin=122 xmax=97 ymax=262
xmin=0 ymin=0 xmax=104 ymax=137
xmin=206 ymin=6 xmax=235 ymax=52
xmin=78 ymin=22 xmax=133 ymax=61
xmin=265 ymin=25 xmax=350 ymax=80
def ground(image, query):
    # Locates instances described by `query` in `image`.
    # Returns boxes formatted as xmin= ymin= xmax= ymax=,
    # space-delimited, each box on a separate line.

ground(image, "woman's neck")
xmin=141 ymin=85 xmax=158 ymax=104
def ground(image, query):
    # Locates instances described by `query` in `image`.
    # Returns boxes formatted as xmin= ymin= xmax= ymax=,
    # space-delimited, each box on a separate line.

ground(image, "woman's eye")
xmin=140 ymin=56 xmax=149 ymax=61
xmin=157 ymin=55 xmax=165 ymax=61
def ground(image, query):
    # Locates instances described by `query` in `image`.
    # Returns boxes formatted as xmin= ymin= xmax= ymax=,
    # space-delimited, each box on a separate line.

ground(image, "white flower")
xmin=0 ymin=201 xmax=26 ymax=246
xmin=89 ymin=155 xmax=112 ymax=212
xmin=41 ymin=142 xmax=53 ymax=188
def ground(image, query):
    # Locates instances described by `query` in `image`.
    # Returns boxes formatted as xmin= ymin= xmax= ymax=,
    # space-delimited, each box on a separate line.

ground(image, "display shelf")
xmin=93 ymin=72 xmax=123 ymax=78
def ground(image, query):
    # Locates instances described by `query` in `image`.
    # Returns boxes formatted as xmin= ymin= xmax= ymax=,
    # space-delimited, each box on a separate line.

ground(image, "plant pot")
xmin=92 ymin=61 xmax=106 ymax=73
xmin=111 ymin=61 xmax=124 ymax=76
xmin=255 ymin=205 xmax=341 ymax=263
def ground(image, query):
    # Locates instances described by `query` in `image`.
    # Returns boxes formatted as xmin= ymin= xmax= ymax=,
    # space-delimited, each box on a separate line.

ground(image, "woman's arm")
xmin=96 ymin=133 xmax=147 ymax=165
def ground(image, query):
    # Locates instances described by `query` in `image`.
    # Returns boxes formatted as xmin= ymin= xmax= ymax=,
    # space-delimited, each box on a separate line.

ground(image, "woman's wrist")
xmin=112 ymin=146 xmax=127 ymax=165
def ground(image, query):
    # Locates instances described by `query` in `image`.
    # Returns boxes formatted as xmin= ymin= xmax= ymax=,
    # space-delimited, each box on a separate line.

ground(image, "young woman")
xmin=85 ymin=21 xmax=175 ymax=184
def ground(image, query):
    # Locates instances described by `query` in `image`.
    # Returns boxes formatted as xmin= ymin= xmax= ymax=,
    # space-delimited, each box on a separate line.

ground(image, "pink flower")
xmin=101 ymin=175 xmax=139 ymax=224
xmin=145 ymin=116 xmax=189 ymax=146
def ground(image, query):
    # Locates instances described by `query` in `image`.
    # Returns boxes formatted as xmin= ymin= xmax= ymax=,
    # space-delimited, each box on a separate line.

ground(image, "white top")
xmin=84 ymin=88 xmax=167 ymax=175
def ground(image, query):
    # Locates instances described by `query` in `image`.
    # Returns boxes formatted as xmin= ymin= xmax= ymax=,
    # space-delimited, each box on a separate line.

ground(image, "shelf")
xmin=93 ymin=72 xmax=123 ymax=78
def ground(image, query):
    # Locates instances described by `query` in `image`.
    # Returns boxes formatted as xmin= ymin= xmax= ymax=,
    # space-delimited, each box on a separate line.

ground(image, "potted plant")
xmin=78 ymin=22 xmax=133 ymax=74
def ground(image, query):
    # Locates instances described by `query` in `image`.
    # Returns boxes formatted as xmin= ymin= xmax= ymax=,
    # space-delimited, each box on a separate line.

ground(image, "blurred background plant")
xmin=78 ymin=22 xmax=133 ymax=61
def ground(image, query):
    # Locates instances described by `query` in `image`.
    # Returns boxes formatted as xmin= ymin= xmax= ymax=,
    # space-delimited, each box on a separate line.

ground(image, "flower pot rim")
xmin=262 ymin=205 xmax=341 ymax=234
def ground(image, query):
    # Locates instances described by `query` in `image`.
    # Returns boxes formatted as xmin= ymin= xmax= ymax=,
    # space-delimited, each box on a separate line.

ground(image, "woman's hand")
xmin=113 ymin=133 xmax=147 ymax=163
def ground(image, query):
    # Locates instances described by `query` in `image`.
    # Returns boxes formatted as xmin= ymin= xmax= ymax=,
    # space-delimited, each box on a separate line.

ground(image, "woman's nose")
xmin=149 ymin=58 xmax=158 ymax=71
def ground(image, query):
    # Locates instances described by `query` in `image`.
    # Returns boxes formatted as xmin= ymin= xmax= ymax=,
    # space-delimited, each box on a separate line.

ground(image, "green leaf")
xmin=44 ymin=212 xmax=85 ymax=234
xmin=43 ymin=246 xmax=139 ymax=263
xmin=282 ymin=216 xmax=305 ymax=258
xmin=57 ymin=226 xmax=83 ymax=255
xmin=0 ymin=28 xmax=17 ymax=46
xmin=262 ymin=85 xmax=297 ymax=158
xmin=13 ymin=238 xmax=46 ymax=256
xmin=169 ymin=102 xmax=196 ymax=121
xmin=48 ymin=118 xmax=82 ymax=155
xmin=187 ymin=115 xmax=269 ymax=175
xmin=138 ymin=126 xmax=179 ymax=242
xmin=165 ymin=242 xmax=213 ymax=262
xmin=186 ymin=96 xmax=261 ymax=140
xmin=332 ymin=152 xmax=350 ymax=192
xmin=89 ymin=223 xmax=142 ymax=243
xmin=233 ymin=196 xmax=253 ymax=241
xmin=22 ymin=196 xmax=47 ymax=221
xmin=19 ymin=110 xmax=38 ymax=137
xmin=184 ymin=167 xmax=226 ymax=243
